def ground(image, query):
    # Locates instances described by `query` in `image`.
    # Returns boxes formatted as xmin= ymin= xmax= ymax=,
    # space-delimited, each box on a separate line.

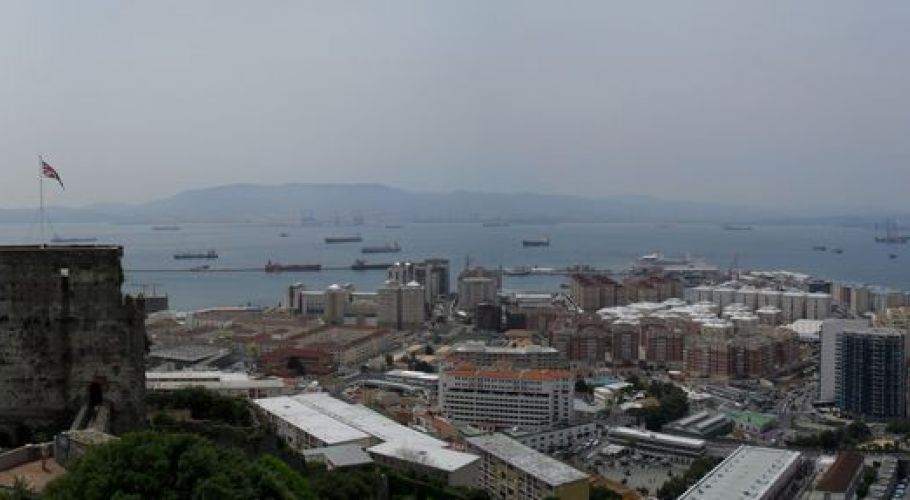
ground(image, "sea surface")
xmin=1 ymin=222 xmax=907 ymax=311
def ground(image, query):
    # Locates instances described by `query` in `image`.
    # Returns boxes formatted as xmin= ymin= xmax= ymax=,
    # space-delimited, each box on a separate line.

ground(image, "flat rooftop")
xmin=301 ymin=444 xmax=374 ymax=468
xmin=292 ymin=393 xmax=445 ymax=448
xmin=367 ymin=441 xmax=479 ymax=472
xmin=679 ymin=446 xmax=801 ymax=500
xmin=254 ymin=396 xmax=371 ymax=446
xmin=149 ymin=345 xmax=227 ymax=363
xmin=466 ymin=433 xmax=588 ymax=487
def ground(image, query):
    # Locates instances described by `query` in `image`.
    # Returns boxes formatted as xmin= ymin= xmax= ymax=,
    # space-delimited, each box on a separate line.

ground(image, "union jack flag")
xmin=41 ymin=160 xmax=64 ymax=190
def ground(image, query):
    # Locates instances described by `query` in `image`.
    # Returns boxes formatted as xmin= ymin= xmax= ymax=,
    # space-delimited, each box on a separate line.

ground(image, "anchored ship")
xmin=361 ymin=241 xmax=401 ymax=254
xmin=325 ymin=235 xmax=363 ymax=244
xmin=173 ymin=250 xmax=219 ymax=260
xmin=264 ymin=261 xmax=321 ymax=273
xmin=351 ymin=259 xmax=391 ymax=270
xmin=50 ymin=236 xmax=98 ymax=243
xmin=522 ymin=237 xmax=550 ymax=247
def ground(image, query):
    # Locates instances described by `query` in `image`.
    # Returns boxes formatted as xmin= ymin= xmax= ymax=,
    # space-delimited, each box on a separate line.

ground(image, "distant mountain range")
xmin=0 ymin=183 xmax=905 ymax=226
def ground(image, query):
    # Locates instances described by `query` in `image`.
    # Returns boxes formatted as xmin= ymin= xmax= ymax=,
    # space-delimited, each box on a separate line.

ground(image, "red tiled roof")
xmin=815 ymin=453 xmax=864 ymax=493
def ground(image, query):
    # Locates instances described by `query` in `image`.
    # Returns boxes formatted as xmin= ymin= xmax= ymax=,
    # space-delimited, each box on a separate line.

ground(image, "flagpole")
xmin=38 ymin=155 xmax=45 ymax=245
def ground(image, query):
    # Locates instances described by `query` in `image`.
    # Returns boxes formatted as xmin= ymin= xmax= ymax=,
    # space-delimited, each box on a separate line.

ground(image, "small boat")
xmin=279 ymin=232 xmax=289 ymax=238
xmin=890 ymin=254 xmax=898 ymax=259
xmin=812 ymin=245 xmax=827 ymax=251
xmin=264 ymin=260 xmax=322 ymax=273
xmin=189 ymin=265 xmax=211 ymax=272
xmin=483 ymin=221 xmax=510 ymax=227
xmin=522 ymin=237 xmax=550 ymax=247
xmin=385 ymin=224 xmax=403 ymax=229
xmin=174 ymin=250 xmax=219 ymax=260
xmin=325 ymin=235 xmax=363 ymax=244
xmin=723 ymin=224 xmax=753 ymax=231
xmin=152 ymin=225 xmax=181 ymax=231
xmin=50 ymin=236 xmax=98 ymax=243
xmin=361 ymin=241 xmax=401 ymax=254
xmin=830 ymin=248 xmax=844 ymax=254
xmin=351 ymin=259 xmax=391 ymax=271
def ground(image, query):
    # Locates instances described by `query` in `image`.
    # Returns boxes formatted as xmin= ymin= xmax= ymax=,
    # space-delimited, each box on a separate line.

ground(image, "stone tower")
xmin=0 ymin=245 xmax=146 ymax=445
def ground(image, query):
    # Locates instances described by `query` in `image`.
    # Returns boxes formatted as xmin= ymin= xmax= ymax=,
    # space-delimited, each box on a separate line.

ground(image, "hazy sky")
xmin=2 ymin=1 xmax=909 ymax=210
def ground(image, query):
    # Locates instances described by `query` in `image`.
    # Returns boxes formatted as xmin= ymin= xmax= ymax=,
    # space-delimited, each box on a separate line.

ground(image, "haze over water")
xmin=1 ymin=221 xmax=906 ymax=310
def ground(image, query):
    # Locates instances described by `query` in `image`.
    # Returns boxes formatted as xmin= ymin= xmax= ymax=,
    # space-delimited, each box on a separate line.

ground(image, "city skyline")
xmin=2 ymin=1 xmax=910 ymax=210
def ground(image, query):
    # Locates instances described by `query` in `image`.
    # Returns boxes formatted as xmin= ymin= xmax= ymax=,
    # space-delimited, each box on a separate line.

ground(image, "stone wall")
xmin=0 ymin=246 xmax=146 ymax=445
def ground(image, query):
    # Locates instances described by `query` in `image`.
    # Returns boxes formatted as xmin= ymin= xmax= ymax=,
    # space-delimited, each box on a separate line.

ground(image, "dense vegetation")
xmin=787 ymin=421 xmax=871 ymax=449
xmin=639 ymin=381 xmax=690 ymax=431
xmin=43 ymin=432 xmax=316 ymax=500
xmin=656 ymin=456 xmax=721 ymax=500
xmin=39 ymin=429 xmax=489 ymax=500
xmin=147 ymin=387 xmax=254 ymax=427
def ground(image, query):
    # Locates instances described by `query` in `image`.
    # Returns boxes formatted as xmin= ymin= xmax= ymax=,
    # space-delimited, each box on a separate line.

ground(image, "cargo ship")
xmin=522 ymin=237 xmax=550 ymax=247
xmin=812 ymin=245 xmax=827 ymax=251
xmin=173 ymin=250 xmax=219 ymax=260
xmin=50 ymin=236 xmax=98 ymax=243
xmin=361 ymin=241 xmax=401 ymax=254
xmin=325 ymin=235 xmax=362 ymax=244
xmin=722 ymin=224 xmax=753 ymax=231
xmin=351 ymin=259 xmax=391 ymax=271
xmin=264 ymin=260 xmax=322 ymax=273
xmin=152 ymin=225 xmax=181 ymax=231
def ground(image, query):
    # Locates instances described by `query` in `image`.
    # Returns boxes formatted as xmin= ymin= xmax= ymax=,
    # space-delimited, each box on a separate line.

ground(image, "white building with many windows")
xmin=439 ymin=366 xmax=574 ymax=431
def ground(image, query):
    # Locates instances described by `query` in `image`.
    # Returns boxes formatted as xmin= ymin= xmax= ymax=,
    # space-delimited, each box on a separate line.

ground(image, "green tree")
xmin=656 ymin=456 xmax=720 ymax=500
xmin=590 ymin=485 xmax=622 ymax=500
xmin=43 ymin=432 xmax=316 ymax=500
xmin=574 ymin=378 xmax=593 ymax=395
xmin=147 ymin=387 xmax=254 ymax=426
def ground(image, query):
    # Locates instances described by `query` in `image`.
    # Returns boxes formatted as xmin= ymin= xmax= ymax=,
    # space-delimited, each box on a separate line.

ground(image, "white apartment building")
xmin=685 ymin=285 xmax=831 ymax=322
xmin=439 ymin=367 xmax=574 ymax=431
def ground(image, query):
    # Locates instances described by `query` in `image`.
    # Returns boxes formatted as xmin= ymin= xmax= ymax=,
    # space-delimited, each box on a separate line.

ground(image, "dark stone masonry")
xmin=0 ymin=246 xmax=146 ymax=446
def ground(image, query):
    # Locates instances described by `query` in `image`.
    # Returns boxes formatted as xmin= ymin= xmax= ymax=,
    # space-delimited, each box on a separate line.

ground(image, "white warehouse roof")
xmin=679 ymin=446 xmax=801 ymax=500
xmin=292 ymin=393 xmax=446 ymax=448
xmin=254 ymin=396 xmax=371 ymax=446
